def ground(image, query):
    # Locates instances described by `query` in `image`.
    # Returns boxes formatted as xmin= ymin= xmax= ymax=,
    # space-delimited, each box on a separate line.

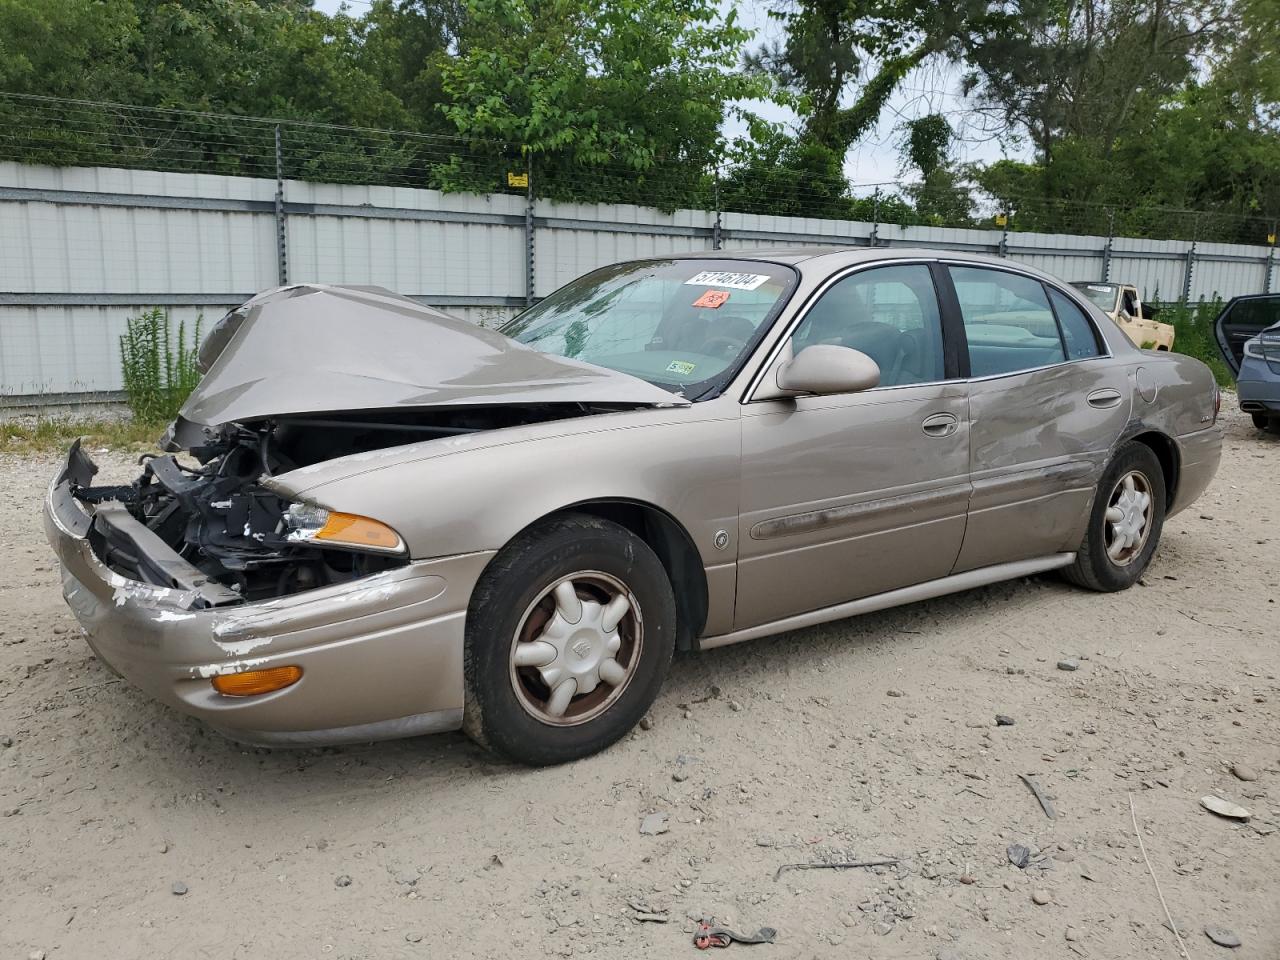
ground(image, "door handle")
xmin=921 ymin=412 xmax=958 ymax=437
xmin=1087 ymin=388 xmax=1123 ymax=409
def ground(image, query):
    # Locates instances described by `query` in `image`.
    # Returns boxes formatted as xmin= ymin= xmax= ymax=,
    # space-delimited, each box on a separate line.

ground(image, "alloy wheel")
xmin=508 ymin=571 xmax=643 ymax=726
xmin=1104 ymin=470 xmax=1153 ymax=566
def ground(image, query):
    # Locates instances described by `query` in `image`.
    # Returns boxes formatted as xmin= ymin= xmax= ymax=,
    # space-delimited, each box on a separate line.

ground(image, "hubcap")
xmin=1104 ymin=470 xmax=1152 ymax=566
xmin=509 ymin=571 xmax=642 ymax=726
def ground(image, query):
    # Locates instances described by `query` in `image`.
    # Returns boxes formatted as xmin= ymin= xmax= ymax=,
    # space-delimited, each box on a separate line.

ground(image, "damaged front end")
xmin=58 ymin=283 xmax=687 ymax=606
xmin=40 ymin=282 xmax=689 ymax=743
xmin=81 ymin=428 xmax=405 ymax=605
xmin=73 ymin=402 xmax=633 ymax=604
xmin=46 ymin=437 xmax=488 ymax=745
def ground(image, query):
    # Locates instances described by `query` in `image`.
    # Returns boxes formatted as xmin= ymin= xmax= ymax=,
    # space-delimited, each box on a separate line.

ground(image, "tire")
xmin=1064 ymin=442 xmax=1166 ymax=592
xmin=462 ymin=513 xmax=676 ymax=765
xmin=1252 ymin=412 xmax=1280 ymax=433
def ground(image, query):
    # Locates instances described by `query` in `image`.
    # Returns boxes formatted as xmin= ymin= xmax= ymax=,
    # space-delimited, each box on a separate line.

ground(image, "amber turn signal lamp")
xmin=315 ymin=512 xmax=404 ymax=552
xmin=211 ymin=665 xmax=302 ymax=697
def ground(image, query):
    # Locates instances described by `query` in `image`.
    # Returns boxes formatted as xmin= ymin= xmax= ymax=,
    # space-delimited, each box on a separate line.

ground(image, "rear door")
xmin=944 ymin=265 xmax=1130 ymax=572
xmin=1215 ymin=296 xmax=1280 ymax=375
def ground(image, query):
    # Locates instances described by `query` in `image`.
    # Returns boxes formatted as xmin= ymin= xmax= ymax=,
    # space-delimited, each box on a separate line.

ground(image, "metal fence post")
xmin=1181 ymin=221 xmax=1197 ymax=302
xmin=1265 ymin=222 xmax=1276 ymax=294
xmin=274 ymin=125 xmax=288 ymax=285
xmin=869 ymin=190 xmax=880 ymax=248
xmin=712 ymin=167 xmax=722 ymax=251
xmin=1102 ymin=208 xmax=1114 ymax=282
xmin=997 ymin=217 xmax=1009 ymax=258
xmin=524 ymin=155 xmax=535 ymax=308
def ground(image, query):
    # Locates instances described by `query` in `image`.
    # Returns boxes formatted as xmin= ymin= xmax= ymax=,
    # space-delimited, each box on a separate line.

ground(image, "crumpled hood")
xmin=176 ymin=284 xmax=687 ymax=429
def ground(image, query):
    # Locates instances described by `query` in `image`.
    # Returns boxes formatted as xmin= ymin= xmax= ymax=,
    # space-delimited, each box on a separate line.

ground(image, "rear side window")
xmin=949 ymin=266 xmax=1067 ymax=376
xmin=1229 ymin=297 xmax=1280 ymax=330
xmin=1047 ymin=288 xmax=1103 ymax=360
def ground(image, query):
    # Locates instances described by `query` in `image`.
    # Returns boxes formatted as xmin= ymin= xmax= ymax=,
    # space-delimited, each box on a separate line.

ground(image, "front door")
xmin=735 ymin=263 xmax=970 ymax=630
xmin=945 ymin=265 xmax=1132 ymax=572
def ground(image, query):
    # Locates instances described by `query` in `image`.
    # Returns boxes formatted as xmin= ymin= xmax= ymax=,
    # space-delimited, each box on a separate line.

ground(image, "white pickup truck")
xmin=1071 ymin=282 xmax=1175 ymax=351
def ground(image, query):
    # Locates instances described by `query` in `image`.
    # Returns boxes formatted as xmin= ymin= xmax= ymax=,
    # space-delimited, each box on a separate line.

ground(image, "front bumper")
xmin=44 ymin=444 xmax=493 ymax=746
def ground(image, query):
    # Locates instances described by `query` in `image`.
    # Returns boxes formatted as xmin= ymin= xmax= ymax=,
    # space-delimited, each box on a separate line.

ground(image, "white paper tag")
xmin=684 ymin=271 xmax=770 ymax=291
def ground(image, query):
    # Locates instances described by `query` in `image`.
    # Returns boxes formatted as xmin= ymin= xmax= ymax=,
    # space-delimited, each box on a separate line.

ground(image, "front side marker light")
xmin=284 ymin=503 xmax=405 ymax=553
xmin=212 ymin=665 xmax=302 ymax=697
xmin=316 ymin=512 xmax=404 ymax=552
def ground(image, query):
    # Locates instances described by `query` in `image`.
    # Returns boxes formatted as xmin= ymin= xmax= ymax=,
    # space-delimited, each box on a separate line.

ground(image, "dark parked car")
xmin=1213 ymin=294 xmax=1280 ymax=431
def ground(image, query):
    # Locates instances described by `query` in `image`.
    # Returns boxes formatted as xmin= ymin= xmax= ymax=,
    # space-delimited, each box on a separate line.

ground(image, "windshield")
xmin=1071 ymin=282 xmax=1119 ymax=311
xmin=501 ymin=258 xmax=797 ymax=400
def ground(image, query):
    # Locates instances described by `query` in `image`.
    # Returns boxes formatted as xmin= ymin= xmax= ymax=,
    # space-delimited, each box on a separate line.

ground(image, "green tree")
xmin=434 ymin=0 xmax=764 ymax=204
xmin=962 ymin=0 xmax=1279 ymax=239
xmin=0 ymin=0 xmax=138 ymax=99
xmin=898 ymin=114 xmax=973 ymax=226
xmin=719 ymin=119 xmax=854 ymax=218
xmin=745 ymin=0 xmax=1006 ymax=157
xmin=351 ymin=0 xmax=467 ymax=132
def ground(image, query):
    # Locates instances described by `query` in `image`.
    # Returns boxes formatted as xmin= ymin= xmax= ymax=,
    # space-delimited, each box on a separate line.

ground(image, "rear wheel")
xmin=1064 ymin=442 xmax=1166 ymax=592
xmin=463 ymin=514 xmax=676 ymax=765
xmin=1251 ymin=412 xmax=1280 ymax=433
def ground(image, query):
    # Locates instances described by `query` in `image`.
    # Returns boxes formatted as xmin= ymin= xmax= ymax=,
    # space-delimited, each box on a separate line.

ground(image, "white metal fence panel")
xmin=535 ymin=199 xmax=715 ymax=294
xmin=1108 ymin=238 xmax=1186 ymax=302
xmin=1190 ymin=241 xmax=1271 ymax=304
xmin=2 ymin=162 xmax=1276 ymax=402
xmin=1005 ymin=231 xmax=1106 ymax=283
xmin=0 ymin=304 xmax=216 ymax=397
xmin=725 ymin=211 xmax=871 ymax=249
xmin=287 ymin=180 xmax=526 ymax=298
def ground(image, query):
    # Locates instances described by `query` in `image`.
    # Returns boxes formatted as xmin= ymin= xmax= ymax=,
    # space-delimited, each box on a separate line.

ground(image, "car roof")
xmin=676 ymin=246 xmax=1029 ymax=270
xmin=1225 ymin=293 xmax=1280 ymax=304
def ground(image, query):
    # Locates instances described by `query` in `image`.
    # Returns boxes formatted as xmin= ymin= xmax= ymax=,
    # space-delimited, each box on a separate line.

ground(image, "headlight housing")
xmin=283 ymin=503 xmax=405 ymax=554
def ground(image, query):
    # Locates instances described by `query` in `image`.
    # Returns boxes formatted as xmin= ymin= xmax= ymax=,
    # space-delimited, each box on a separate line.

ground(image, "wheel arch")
xmin=1126 ymin=429 xmax=1179 ymax=505
xmin=495 ymin=498 xmax=710 ymax=652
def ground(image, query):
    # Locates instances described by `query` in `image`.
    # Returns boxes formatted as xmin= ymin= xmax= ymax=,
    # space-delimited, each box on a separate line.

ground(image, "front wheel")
xmin=1064 ymin=442 xmax=1166 ymax=592
xmin=462 ymin=514 xmax=676 ymax=765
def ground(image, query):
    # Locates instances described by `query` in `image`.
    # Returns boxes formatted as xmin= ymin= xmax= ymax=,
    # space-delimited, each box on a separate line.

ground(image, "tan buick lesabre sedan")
xmin=45 ymin=249 xmax=1223 ymax=764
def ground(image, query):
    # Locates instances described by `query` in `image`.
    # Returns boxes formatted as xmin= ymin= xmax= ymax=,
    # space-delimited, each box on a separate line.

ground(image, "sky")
xmin=312 ymin=0 xmax=1028 ymax=188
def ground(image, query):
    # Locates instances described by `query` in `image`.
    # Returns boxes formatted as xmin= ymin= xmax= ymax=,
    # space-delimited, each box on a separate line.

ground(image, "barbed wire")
xmin=0 ymin=93 xmax=1275 ymax=246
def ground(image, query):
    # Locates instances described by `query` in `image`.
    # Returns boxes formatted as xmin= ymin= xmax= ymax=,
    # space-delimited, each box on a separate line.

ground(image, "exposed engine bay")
xmin=76 ymin=404 xmax=624 ymax=602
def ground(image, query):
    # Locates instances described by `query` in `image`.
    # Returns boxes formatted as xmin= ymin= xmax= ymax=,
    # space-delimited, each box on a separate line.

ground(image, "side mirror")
xmin=766 ymin=344 xmax=880 ymax=397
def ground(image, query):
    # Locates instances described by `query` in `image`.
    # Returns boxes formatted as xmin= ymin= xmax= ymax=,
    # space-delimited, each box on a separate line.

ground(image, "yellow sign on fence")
xmin=1268 ymin=232 xmax=1277 ymax=245
xmin=994 ymin=213 xmax=1008 ymax=227
xmin=507 ymin=172 xmax=529 ymax=189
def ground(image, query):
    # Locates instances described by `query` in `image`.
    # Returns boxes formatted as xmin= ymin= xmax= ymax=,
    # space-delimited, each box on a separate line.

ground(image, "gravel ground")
xmin=2 ymin=407 xmax=1277 ymax=960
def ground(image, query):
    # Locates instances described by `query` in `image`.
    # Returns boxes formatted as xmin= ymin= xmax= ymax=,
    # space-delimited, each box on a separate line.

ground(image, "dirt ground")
xmin=1 ymin=406 xmax=1276 ymax=960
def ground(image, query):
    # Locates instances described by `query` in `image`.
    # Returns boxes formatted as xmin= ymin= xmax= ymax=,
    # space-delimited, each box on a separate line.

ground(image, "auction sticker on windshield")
xmin=692 ymin=290 xmax=730 ymax=309
xmin=684 ymin=271 xmax=771 ymax=291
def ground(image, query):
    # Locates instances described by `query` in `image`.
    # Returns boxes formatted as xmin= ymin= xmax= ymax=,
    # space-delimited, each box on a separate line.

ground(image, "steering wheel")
xmin=700 ymin=315 xmax=754 ymax=358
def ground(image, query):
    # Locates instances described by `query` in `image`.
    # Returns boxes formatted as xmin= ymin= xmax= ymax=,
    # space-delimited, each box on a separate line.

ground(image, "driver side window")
xmin=791 ymin=264 xmax=946 ymax=387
